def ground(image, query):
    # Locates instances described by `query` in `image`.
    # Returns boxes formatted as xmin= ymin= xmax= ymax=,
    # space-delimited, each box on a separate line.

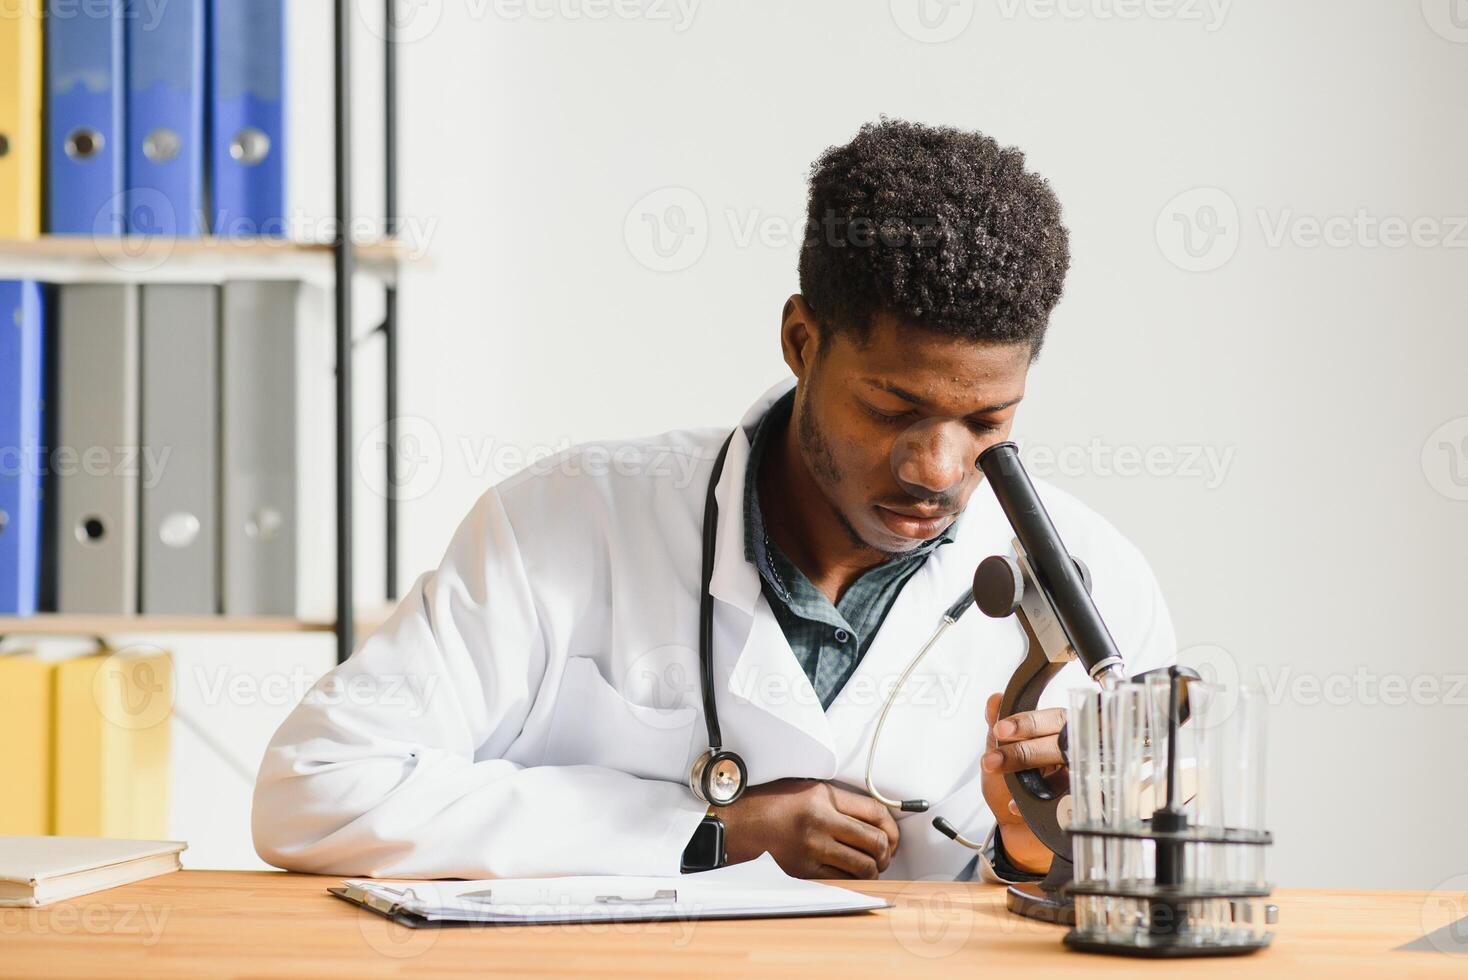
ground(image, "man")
xmin=253 ymin=119 xmax=1174 ymax=881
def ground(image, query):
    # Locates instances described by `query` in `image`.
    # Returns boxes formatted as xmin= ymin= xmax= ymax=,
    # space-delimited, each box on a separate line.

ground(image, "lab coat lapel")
xmin=822 ymin=541 xmax=956 ymax=765
xmin=719 ymin=595 xmax=837 ymax=783
xmin=703 ymin=377 xmax=837 ymax=783
xmin=823 ymin=497 xmax=996 ymax=772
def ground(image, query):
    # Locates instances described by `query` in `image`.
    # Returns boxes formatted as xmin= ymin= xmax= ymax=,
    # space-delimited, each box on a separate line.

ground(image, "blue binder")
xmin=126 ymin=0 xmax=205 ymax=236
xmin=46 ymin=0 xmax=125 ymax=235
xmin=209 ymin=0 xmax=285 ymax=237
xmin=0 ymin=281 xmax=46 ymax=615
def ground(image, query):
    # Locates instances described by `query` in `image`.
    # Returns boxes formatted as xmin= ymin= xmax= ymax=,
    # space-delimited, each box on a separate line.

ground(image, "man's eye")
xmin=861 ymin=403 xmax=914 ymax=424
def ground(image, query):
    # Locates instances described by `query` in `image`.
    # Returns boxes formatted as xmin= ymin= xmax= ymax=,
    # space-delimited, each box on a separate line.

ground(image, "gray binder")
xmin=140 ymin=285 xmax=220 ymax=614
xmin=54 ymin=284 xmax=140 ymax=614
xmin=221 ymin=281 xmax=300 ymax=615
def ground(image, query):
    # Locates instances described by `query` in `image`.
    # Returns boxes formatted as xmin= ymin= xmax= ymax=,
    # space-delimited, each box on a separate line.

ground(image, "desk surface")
xmin=2 ymin=870 xmax=1463 ymax=978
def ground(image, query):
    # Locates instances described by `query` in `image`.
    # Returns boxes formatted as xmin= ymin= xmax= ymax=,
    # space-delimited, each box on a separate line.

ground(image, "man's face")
xmin=791 ymin=309 xmax=1032 ymax=556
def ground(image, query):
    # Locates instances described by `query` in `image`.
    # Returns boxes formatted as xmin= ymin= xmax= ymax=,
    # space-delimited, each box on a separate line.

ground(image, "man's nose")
xmin=891 ymin=420 xmax=972 ymax=498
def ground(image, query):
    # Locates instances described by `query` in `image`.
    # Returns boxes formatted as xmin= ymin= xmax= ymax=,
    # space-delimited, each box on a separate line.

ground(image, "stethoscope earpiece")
xmin=933 ymin=815 xmax=984 ymax=850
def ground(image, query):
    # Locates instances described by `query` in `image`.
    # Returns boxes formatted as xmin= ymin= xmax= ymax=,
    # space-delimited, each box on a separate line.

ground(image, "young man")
xmin=253 ymin=119 xmax=1174 ymax=881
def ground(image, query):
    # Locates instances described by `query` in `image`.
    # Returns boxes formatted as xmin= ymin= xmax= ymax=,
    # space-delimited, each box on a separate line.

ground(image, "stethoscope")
xmin=688 ymin=430 xmax=978 ymax=813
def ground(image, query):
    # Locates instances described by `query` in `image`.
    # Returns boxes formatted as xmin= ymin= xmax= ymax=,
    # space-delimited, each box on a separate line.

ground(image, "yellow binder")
xmin=0 ymin=1 xmax=43 ymax=238
xmin=53 ymin=650 xmax=174 ymax=840
xmin=0 ymin=654 xmax=55 ymax=835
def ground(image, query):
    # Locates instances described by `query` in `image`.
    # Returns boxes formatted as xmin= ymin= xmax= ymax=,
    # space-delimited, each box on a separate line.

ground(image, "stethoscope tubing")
xmin=863 ymin=593 xmax=974 ymax=812
xmin=697 ymin=424 xmax=977 ymax=816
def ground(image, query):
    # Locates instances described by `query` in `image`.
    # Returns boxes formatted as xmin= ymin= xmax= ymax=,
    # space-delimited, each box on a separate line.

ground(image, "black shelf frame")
xmin=332 ymin=0 xmax=401 ymax=664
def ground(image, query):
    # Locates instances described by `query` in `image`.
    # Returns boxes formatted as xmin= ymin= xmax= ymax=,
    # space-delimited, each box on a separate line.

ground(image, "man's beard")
xmin=794 ymin=386 xmax=910 ymax=559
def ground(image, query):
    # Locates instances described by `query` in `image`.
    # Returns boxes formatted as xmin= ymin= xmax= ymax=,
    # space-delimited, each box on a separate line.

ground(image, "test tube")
xmin=1067 ymin=687 xmax=1102 ymax=939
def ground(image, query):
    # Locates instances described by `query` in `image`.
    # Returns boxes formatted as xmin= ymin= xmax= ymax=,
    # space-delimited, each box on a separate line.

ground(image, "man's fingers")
xmin=817 ymin=839 xmax=881 ymax=880
xmin=828 ymin=784 xmax=885 ymax=825
xmin=867 ymin=803 xmax=900 ymax=859
xmin=993 ymin=706 xmax=1067 ymax=742
xmin=985 ymin=694 xmax=1000 ymax=751
xmin=827 ymin=812 xmax=892 ymax=870
xmin=982 ymin=733 xmax=1065 ymax=773
xmin=829 ymin=788 xmax=900 ymax=856
xmin=816 ymin=865 xmax=855 ymax=880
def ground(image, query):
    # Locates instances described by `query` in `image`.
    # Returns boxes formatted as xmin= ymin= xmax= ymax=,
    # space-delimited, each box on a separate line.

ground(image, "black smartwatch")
xmin=680 ymin=813 xmax=727 ymax=873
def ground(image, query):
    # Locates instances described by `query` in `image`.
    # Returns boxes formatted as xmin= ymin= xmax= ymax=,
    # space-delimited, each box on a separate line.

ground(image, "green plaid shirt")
xmin=743 ymin=391 xmax=958 ymax=710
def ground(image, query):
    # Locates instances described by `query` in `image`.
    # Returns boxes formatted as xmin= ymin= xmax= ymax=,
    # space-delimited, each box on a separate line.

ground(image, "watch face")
xmin=682 ymin=819 xmax=726 ymax=872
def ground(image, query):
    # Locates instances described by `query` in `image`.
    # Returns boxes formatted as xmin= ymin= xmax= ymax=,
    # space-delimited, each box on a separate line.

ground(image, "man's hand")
xmin=981 ymin=692 xmax=1066 ymax=875
xmin=719 ymin=778 xmax=900 ymax=879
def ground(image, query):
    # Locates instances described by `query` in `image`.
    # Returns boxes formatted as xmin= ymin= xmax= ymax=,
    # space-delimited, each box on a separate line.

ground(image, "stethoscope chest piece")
xmin=690 ymin=748 xmax=747 ymax=807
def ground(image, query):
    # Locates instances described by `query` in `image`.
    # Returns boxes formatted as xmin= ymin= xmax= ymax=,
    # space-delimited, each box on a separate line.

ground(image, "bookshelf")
xmin=2 ymin=2 xmax=401 ymax=663
xmin=0 ymin=608 xmax=394 ymax=639
xmin=0 ymin=236 xmax=408 ymax=288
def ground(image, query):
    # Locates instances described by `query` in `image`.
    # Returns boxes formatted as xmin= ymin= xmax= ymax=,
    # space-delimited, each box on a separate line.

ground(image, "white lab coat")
xmin=252 ymin=379 xmax=1176 ymax=880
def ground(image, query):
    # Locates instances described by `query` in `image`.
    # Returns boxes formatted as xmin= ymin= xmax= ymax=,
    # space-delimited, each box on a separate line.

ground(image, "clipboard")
xmin=327 ymin=855 xmax=892 ymax=929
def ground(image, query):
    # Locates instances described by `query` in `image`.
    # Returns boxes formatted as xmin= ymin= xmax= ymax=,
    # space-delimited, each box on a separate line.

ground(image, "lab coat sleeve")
xmin=251 ymin=488 xmax=709 ymax=878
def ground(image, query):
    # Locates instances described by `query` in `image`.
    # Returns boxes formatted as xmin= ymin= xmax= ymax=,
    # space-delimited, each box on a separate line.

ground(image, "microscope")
xmin=938 ymin=442 xmax=1275 ymax=957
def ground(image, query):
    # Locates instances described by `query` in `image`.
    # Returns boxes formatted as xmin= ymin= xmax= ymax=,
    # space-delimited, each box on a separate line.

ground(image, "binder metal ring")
xmin=65 ymin=128 xmax=104 ymax=161
xmin=230 ymin=128 xmax=272 ymax=166
xmin=143 ymin=128 xmax=182 ymax=163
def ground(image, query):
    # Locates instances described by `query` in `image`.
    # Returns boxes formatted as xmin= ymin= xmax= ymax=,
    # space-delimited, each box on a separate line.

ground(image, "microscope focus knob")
xmin=974 ymin=554 xmax=1025 ymax=618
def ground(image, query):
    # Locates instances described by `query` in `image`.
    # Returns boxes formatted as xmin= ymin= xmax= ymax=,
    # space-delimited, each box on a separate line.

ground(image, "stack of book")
xmin=0 ymin=836 xmax=185 ymax=908
xmin=0 ymin=649 xmax=172 ymax=839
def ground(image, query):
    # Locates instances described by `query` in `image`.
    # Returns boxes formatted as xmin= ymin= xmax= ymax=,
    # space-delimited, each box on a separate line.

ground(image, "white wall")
xmin=170 ymin=0 xmax=1468 ymax=885
xmin=386 ymin=0 xmax=1468 ymax=889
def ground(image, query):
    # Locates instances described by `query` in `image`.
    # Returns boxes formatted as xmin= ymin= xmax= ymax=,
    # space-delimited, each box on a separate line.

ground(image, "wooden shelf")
xmin=0 ymin=236 xmax=408 ymax=287
xmin=0 ymin=606 xmax=394 ymax=638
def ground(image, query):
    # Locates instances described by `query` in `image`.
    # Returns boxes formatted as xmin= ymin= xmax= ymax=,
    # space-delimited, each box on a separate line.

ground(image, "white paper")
xmin=341 ymin=853 xmax=889 ymax=923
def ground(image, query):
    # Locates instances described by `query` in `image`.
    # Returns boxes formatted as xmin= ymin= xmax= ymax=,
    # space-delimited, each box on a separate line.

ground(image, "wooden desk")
xmin=2 ymin=871 xmax=1463 ymax=978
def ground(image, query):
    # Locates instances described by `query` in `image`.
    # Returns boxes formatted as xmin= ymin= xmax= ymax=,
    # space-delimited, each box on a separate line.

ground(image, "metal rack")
xmin=0 ymin=0 xmax=402 ymax=663
xmin=334 ymin=0 xmax=406 ymax=662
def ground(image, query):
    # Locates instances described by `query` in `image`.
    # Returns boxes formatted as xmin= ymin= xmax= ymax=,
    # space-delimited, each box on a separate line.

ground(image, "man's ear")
xmin=780 ymin=295 xmax=823 ymax=380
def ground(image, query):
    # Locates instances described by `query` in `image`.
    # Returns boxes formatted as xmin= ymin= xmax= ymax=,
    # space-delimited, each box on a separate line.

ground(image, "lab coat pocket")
xmin=543 ymin=656 xmax=699 ymax=783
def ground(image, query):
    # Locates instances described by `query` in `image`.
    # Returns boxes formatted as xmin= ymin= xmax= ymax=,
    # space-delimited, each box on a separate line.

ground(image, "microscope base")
xmin=1005 ymin=882 xmax=1074 ymax=925
xmin=1003 ymin=856 xmax=1076 ymax=925
xmin=1063 ymin=933 xmax=1273 ymax=958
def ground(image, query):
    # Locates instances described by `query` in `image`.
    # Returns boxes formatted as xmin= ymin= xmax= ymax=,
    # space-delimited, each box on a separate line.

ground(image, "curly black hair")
xmin=797 ymin=119 xmax=1070 ymax=356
